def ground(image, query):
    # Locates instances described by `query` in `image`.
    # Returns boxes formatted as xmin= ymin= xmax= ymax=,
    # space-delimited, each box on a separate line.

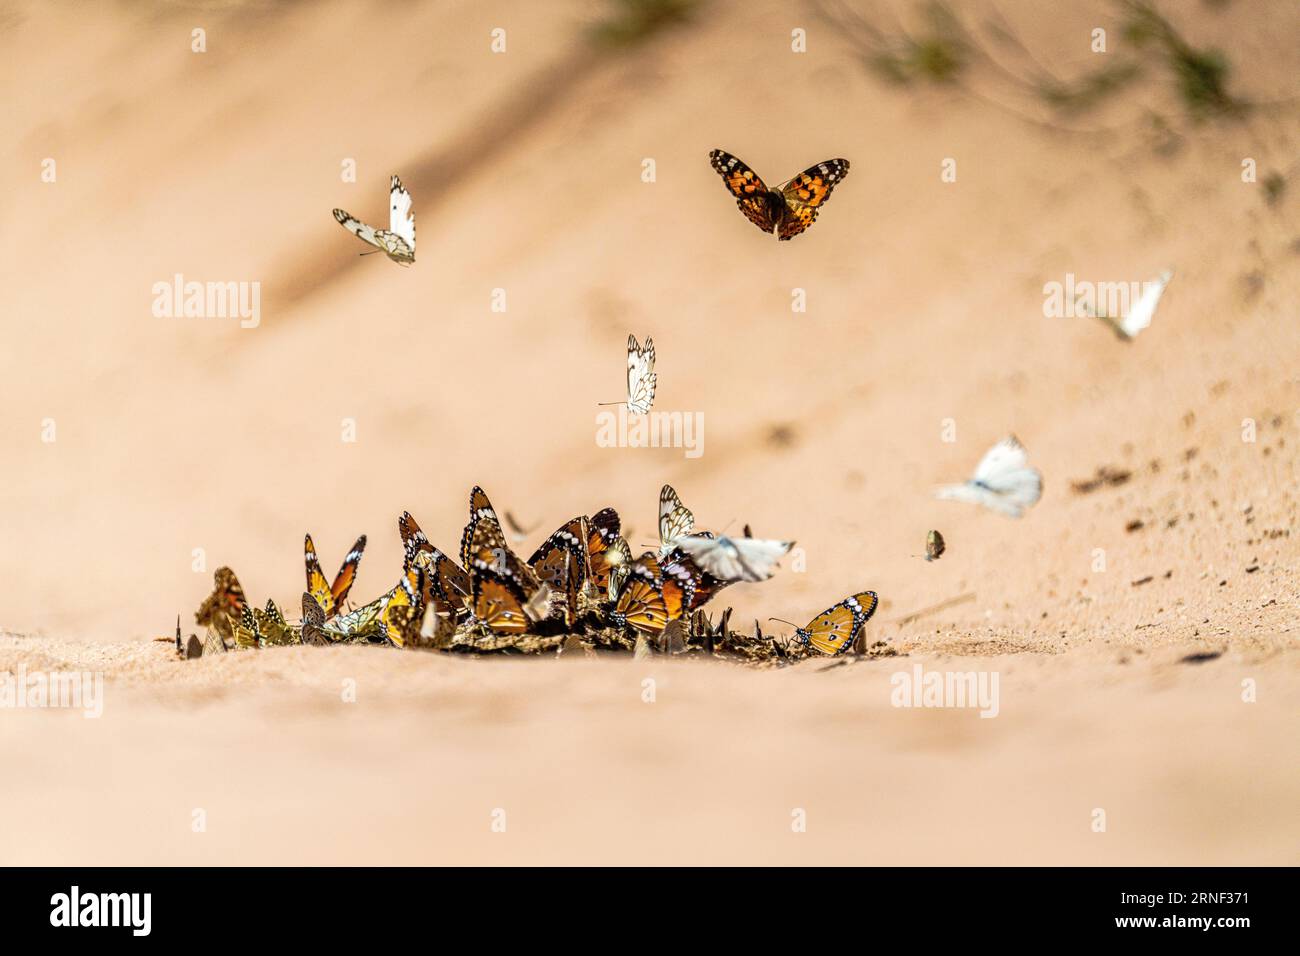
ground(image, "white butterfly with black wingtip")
xmin=1078 ymin=268 xmax=1173 ymax=340
xmin=672 ymin=533 xmax=794 ymax=583
xmin=935 ymin=435 xmax=1042 ymax=518
xmin=598 ymin=335 xmax=656 ymax=415
xmin=333 ymin=174 xmax=416 ymax=265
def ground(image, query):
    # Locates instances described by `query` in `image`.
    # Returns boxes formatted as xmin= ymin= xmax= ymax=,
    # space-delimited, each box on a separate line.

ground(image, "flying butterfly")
xmin=332 ymin=174 xmax=416 ymax=265
xmin=466 ymin=515 xmax=551 ymax=633
xmin=1077 ymin=268 xmax=1174 ymax=341
xmin=709 ymin=150 xmax=850 ymax=241
xmin=304 ymin=532 xmax=367 ymax=619
xmin=399 ymin=511 xmax=471 ymax=613
xmin=672 ymin=534 xmax=794 ymax=583
xmin=598 ymin=334 xmax=656 ymax=415
xmin=771 ymin=592 xmax=879 ymax=656
xmin=935 ymin=435 xmax=1042 ymax=518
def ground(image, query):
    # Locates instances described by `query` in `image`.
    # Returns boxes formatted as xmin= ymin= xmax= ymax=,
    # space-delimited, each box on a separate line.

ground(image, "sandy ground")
xmin=1 ymin=0 xmax=1297 ymax=864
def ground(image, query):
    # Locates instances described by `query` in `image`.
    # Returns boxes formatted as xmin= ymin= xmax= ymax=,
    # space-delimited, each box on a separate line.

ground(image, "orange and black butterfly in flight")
xmin=772 ymin=592 xmax=879 ymax=656
xmin=196 ymin=566 xmax=248 ymax=640
xmin=399 ymin=511 xmax=471 ymax=614
xmin=304 ymin=533 xmax=367 ymax=620
xmin=529 ymin=515 xmax=593 ymax=626
xmin=465 ymin=514 xmax=551 ymax=633
xmin=708 ymin=150 xmax=850 ymax=241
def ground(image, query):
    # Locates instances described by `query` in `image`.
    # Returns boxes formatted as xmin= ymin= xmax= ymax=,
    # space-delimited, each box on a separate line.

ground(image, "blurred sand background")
xmin=1 ymin=0 xmax=1297 ymax=864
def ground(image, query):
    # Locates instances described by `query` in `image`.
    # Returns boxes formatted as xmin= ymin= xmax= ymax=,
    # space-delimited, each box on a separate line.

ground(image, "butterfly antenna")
xmin=767 ymin=617 xmax=800 ymax=629
xmin=359 ymin=250 xmax=381 ymax=257
xmin=595 ymin=401 xmax=626 ymax=407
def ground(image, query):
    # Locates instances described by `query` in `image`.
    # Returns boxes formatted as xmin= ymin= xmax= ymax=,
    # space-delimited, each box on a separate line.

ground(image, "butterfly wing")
xmin=777 ymin=158 xmax=850 ymax=240
xmin=329 ymin=535 xmax=367 ymax=609
xmin=800 ymin=591 xmax=878 ymax=655
xmin=333 ymin=208 xmax=383 ymax=249
xmin=460 ymin=486 xmax=501 ymax=570
xmin=528 ymin=516 xmax=592 ymax=617
xmin=196 ymin=566 xmax=248 ymax=629
xmin=626 ymin=335 xmax=656 ymax=414
xmin=611 ymin=553 xmax=671 ymax=634
xmin=658 ymin=484 xmax=695 ymax=555
xmin=675 ymin=535 xmax=793 ymax=583
xmin=400 ymin=512 xmax=471 ymax=612
xmin=467 ymin=516 xmax=549 ymax=632
xmin=388 ymin=174 xmax=416 ymax=250
xmin=1119 ymin=269 xmax=1173 ymax=339
xmin=587 ymin=507 xmax=622 ymax=591
xmin=709 ymin=149 xmax=777 ymax=234
xmin=940 ymin=435 xmax=1042 ymax=517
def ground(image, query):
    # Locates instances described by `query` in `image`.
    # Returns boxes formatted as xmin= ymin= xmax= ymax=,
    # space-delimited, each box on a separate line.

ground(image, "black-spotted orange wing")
xmin=400 ymin=511 xmax=471 ymax=612
xmin=587 ymin=507 xmax=622 ymax=592
xmin=797 ymin=591 xmax=878 ymax=655
xmin=709 ymin=149 xmax=777 ymax=235
xmin=610 ymin=552 xmax=671 ymax=634
xmin=196 ymin=567 xmax=248 ymax=629
xmin=467 ymin=516 xmax=549 ymax=633
xmin=304 ymin=533 xmax=367 ymax=618
xmin=379 ymin=565 xmax=424 ymax=648
xmin=777 ymin=158 xmax=850 ymax=240
xmin=459 ymin=486 xmax=501 ymax=570
xmin=659 ymin=542 xmax=731 ymax=618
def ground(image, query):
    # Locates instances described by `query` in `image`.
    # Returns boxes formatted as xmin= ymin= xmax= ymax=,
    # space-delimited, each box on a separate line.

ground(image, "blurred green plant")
xmin=590 ymin=0 xmax=701 ymax=48
xmin=865 ymin=2 xmax=967 ymax=85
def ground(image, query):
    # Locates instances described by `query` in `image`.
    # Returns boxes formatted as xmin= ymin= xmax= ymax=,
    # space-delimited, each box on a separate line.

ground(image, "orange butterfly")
xmin=709 ymin=150 xmax=850 ymax=240
xmin=304 ymin=533 xmax=367 ymax=619
xmin=773 ymin=592 xmax=879 ymax=656
xmin=399 ymin=511 xmax=471 ymax=614
xmin=465 ymin=515 xmax=551 ymax=633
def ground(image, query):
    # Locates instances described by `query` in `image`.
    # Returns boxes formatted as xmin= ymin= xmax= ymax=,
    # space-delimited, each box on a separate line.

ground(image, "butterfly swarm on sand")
xmin=182 ymin=483 xmax=876 ymax=664
xmin=709 ymin=149 xmax=850 ymax=240
xmin=333 ymin=174 xmax=416 ymax=265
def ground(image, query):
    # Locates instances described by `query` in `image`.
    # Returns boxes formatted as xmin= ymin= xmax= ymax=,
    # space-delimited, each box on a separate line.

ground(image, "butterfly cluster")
xmin=186 ymin=484 xmax=880 ymax=663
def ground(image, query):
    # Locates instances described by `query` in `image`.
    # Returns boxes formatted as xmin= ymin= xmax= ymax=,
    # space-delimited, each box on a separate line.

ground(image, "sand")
xmin=1 ymin=0 xmax=1297 ymax=864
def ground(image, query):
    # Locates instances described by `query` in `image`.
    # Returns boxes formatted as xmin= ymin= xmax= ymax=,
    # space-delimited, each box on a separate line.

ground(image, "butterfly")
xmin=608 ymin=552 xmax=673 ymax=634
xmin=304 ymin=533 xmax=366 ymax=620
xmin=598 ymin=335 xmax=656 ymax=415
xmin=399 ymin=511 xmax=471 ymax=613
xmin=602 ymin=535 xmax=633 ymax=602
xmin=657 ymin=544 xmax=730 ymax=619
xmin=658 ymin=484 xmax=696 ymax=556
xmin=460 ymin=485 xmax=502 ymax=571
xmin=253 ymin=599 xmax=300 ymax=647
xmin=196 ymin=567 xmax=248 ymax=642
xmin=332 ymin=174 xmax=416 ymax=265
xmin=528 ymin=516 xmax=593 ymax=625
xmin=465 ymin=515 xmax=551 ymax=633
xmin=709 ymin=150 xmax=850 ymax=240
xmin=587 ymin=507 xmax=625 ymax=593
xmin=924 ymin=529 xmax=946 ymax=562
xmin=301 ymin=592 xmax=329 ymax=646
xmin=773 ymin=592 xmax=879 ymax=656
xmin=672 ymin=534 xmax=794 ymax=583
xmin=935 ymin=435 xmax=1042 ymax=518
xmin=1077 ymin=269 xmax=1173 ymax=340
xmin=231 ymin=605 xmax=263 ymax=649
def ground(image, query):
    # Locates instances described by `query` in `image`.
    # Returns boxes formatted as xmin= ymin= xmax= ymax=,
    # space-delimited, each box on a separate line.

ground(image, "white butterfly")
xmin=673 ymin=534 xmax=793 ymax=583
xmin=658 ymin=484 xmax=695 ymax=556
xmin=333 ymin=174 xmax=416 ymax=265
xmin=936 ymin=435 xmax=1042 ymax=518
xmin=600 ymin=335 xmax=656 ymax=414
xmin=1079 ymin=269 xmax=1173 ymax=340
